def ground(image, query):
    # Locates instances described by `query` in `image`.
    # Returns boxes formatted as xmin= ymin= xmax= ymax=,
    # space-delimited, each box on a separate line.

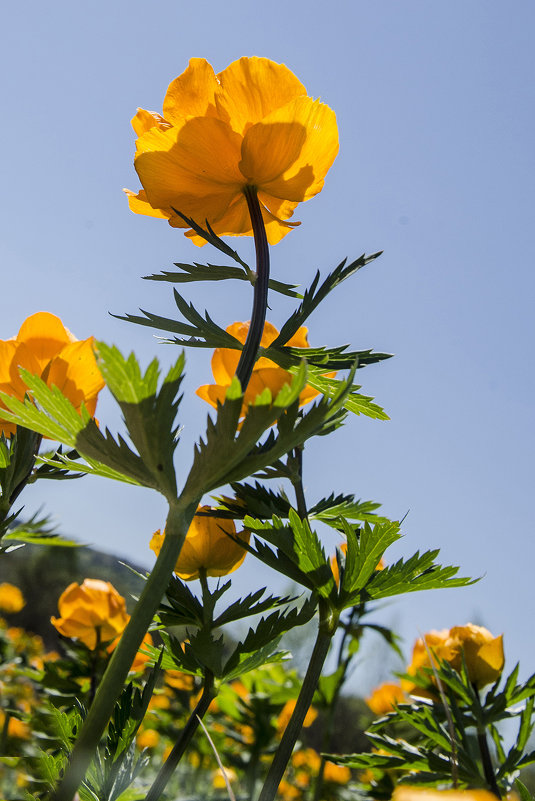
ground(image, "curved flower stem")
xmin=257 ymin=600 xmax=338 ymax=801
xmin=145 ymin=670 xmax=216 ymax=801
xmin=51 ymin=499 xmax=199 ymax=801
xmin=235 ymin=185 xmax=270 ymax=392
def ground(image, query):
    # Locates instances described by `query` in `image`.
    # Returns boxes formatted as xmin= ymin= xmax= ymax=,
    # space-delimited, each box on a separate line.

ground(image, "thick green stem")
xmin=289 ymin=446 xmax=308 ymax=521
xmin=145 ymin=671 xmax=216 ymax=801
xmin=235 ymin=185 xmax=270 ymax=392
xmin=51 ymin=499 xmax=198 ymax=801
xmin=257 ymin=603 xmax=337 ymax=801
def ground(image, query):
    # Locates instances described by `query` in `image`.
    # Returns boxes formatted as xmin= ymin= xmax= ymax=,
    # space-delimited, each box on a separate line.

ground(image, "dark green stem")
xmin=289 ymin=447 xmax=308 ymax=521
xmin=257 ymin=602 xmax=338 ymax=801
xmin=51 ymin=499 xmax=198 ymax=801
xmin=312 ymin=605 xmax=361 ymax=801
xmin=477 ymin=726 xmax=501 ymax=798
xmin=235 ymin=185 xmax=270 ymax=392
xmin=144 ymin=671 xmax=216 ymax=801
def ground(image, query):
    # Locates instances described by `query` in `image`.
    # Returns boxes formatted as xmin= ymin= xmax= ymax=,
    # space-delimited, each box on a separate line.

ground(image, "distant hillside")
xmin=0 ymin=543 xmax=147 ymax=648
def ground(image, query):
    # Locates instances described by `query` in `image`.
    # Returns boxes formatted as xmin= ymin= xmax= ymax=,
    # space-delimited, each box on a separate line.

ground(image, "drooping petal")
xmin=216 ymin=57 xmax=306 ymax=136
xmin=163 ymin=58 xmax=222 ymax=126
xmin=15 ymin=312 xmax=76 ymax=372
xmin=131 ymin=108 xmax=171 ymax=137
xmin=240 ymin=96 xmax=339 ymax=202
xmin=124 ymin=188 xmax=176 ymax=221
xmin=134 ymin=118 xmax=244 ymax=216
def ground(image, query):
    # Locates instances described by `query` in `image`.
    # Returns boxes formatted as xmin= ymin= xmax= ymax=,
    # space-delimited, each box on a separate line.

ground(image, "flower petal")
xmin=217 ymin=57 xmax=306 ymax=136
xmin=131 ymin=108 xmax=171 ymax=136
xmin=163 ymin=58 xmax=221 ymax=126
xmin=240 ymin=96 xmax=339 ymax=202
xmin=15 ymin=312 xmax=76 ymax=372
xmin=134 ymin=118 xmax=244 ymax=216
xmin=45 ymin=339 xmax=105 ymax=417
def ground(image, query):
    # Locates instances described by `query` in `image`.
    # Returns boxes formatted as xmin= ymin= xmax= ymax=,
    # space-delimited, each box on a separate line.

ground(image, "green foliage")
xmin=0 ymin=350 xmax=185 ymax=497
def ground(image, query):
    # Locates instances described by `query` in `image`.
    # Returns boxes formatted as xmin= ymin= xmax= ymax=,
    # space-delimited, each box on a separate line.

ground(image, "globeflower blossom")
xmin=196 ymin=321 xmax=325 ymax=417
xmin=403 ymin=624 xmax=505 ymax=693
xmin=0 ymin=583 xmax=25 ymax=614
xmin=150 ymin=505 xmax=249 ymax=580
xmin=51 ymin=579 xmax=130 ymax=650
xmin=125 ymin=56 xmax=338 ymax=245
xmin=0 ymin=312 xmax=105 ymax=437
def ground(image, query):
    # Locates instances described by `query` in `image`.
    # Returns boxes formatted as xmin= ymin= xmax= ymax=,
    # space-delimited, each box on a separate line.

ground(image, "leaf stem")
xmin=257 ymin=600 xmax=338 ymax=801
xmin=477 ymin=724 xmax=502 ymax=798
xmin=50 ymin=499 xmax=198 ymax=801
xmin=235 ymin=185 xmax=270 ymax=392
xmin=144 ymin=670 xmax=216 ymax=801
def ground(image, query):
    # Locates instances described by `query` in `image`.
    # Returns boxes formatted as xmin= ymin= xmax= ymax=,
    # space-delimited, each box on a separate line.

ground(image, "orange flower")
xmin=393 ymin=788 xmax=504 ymax=801
xmin=403 ymin=624 xmax=505 ymax=694
xmin=50 ymin=579 xmax=130 ymax=650
xmin=136 ymin=728 xmax=160 ymax=749
xmin=197 ymin=321 xmax=327 ymax=416
xmin=165 ymin=668 xmax=195 ymax=691
xmin=0 ymin=312 xmax=105 ymax=437
xmin=366 ymin=682 xmax=406 ymax=715
xmin=323 ymin=761 xmax=351 ymax=784
xmin=276 ymin=699 xmax=317 ymax=737
xmin=0 ymin=583 xmax=25 ymax=613
xmin=126 ymin=57 xmax=338 ymax=245
xmin=150 ymin=506 xmax=250 ymax=580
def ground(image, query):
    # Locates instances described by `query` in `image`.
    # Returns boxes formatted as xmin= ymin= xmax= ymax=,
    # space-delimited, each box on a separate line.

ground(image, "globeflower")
xmin=0 ymin=312 xmax=105 ymax=437
xmin=196 ymin=321 xmax=325 ymax=416
xmin=403 ymin=624 xmax=505 ymax=693
xmin=125 ymin=56 xmax=338 ymax=245
xmin=51 ymin=579 xmax=130 ymax=650
xmin=366 ymin=682 xmax=406 ymax=715
xmin=0 ymin=583 xmax=25 ymax=614
xmin=149 ymin=506 xmax=250 ymax=580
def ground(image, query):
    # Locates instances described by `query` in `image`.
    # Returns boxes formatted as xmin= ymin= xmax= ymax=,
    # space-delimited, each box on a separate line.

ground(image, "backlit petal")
xmin=134 ymin=118 xmax=244 ymax=215
xmin=46 ymin=340 xmax=105 ymax=417
xmin=217 ymin=57 xmax=306 ymax=136
xmin=16 ymin=312 xmax=75 ymax=371
xmin=241 ymin=96 xmax=339 ymax=202
xmin=131 ymin=108 xmax=171 ymax=136
xmin=163 ymin=58 xmax=221 ymax=126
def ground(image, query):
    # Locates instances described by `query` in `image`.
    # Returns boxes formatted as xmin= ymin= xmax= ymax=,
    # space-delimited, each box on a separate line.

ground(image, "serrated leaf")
xmin=145 ymin=262 xmax=302 ymax=298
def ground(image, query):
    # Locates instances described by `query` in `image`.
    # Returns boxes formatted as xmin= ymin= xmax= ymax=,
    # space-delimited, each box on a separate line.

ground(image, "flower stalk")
xmin=51 ymin=499 xmax=199 ymax=801
xmin=257 ymin=600 xmax=338 ymax=801
xmin=235 ymin=185 xmax=270 ymax=392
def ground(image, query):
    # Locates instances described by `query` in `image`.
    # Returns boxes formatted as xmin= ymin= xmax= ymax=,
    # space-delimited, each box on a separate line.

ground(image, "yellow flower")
xmin=276 ymin=699 xmax=317 ymax=737
xmin=108 ymin=630 xmax=154 ymax=674
xmin=0 ymin=712 xmax=30 ymax=740
xmin=164 ymin=668 xmax=195 ymax=692
xmin=50 ymin=579 xmax=129 ymax=650
xmin=212 ymin=767 xmax=237 ymax=789
xmin=292 ymin=748 xmax=322 ymax=772
xmin=0 ymin=312 xmax=105 ymax=437
xmin=125 ymin=56 xmax=338 ymax=245
xmin=393 ymin=788 xmax=504 ymax=801
xmin=136 ymin=728 xmax=160 ymax=750
xmin=403 ymin=624 xmax=505 ymax=694
xmin=196 ymin=321 xmax=327 ymax=416
xmin=0 ymin=583 xmax=25 ymax=613
xmin=150 ymin=505 xmax=250 ymax=581
xmin=323 ymin=761 xmax=351 ymax=784
xmin=366 ymin=682 xmax=406 ymax=715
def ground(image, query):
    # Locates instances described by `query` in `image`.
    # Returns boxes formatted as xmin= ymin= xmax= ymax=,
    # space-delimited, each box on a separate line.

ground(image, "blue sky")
xmin=2 ymin=0 xmax=534 ymax=686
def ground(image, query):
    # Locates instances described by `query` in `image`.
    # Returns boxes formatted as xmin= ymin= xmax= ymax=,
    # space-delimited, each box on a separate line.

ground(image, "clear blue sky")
xmin=2 ymin=0 xmax=534 ymax=686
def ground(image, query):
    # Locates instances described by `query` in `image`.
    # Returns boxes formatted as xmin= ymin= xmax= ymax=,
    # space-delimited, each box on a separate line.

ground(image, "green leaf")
xmin=3 ymin=512 xmax=81 ymax=547
xmin=146 ymin=262 xmax=302 ymax=298
xmin=341 ymin=520 xmax=401 ymax=598
xmin=309 ymin=493 xmax=386 ymax=526
xmin=515 ymin=780 xmax=535 ymax=801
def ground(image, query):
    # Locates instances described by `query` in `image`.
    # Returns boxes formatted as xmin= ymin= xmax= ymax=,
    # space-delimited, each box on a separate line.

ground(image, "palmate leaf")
xmin=341 ymin=520 xmax=401 ymax=598
xmin=146 ymin=262 xmax=302 ymax=298
xmin=181 ymin=365 xmax=309 ymax=497
xmin=3 ymin=511 xmax=81 ymax=547
xmin=0 ymin=347 xmax=184 ymax=497
xmin=270 ymin=251 xmax=383 ymax=347
xmin=213 ymin=588 xmax=298 ymax=628
xmin=215 ymin=481 xmax=292 ymax=521
xmin=241 ymin=512 xmax=334 ymax=596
